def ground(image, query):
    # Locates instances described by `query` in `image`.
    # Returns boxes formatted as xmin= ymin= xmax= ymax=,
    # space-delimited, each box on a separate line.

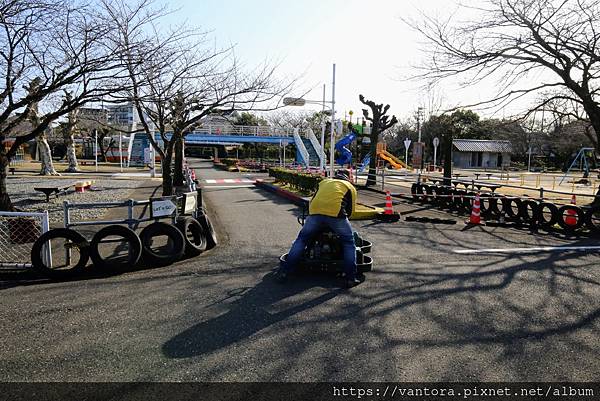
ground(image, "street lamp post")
xmin=320 ymin=84 xmax=326 ymax=171
xmin=329 ymin=63 xmax=336 ymax=177
xmin=283 ymin=65 xmax=337 ymax=174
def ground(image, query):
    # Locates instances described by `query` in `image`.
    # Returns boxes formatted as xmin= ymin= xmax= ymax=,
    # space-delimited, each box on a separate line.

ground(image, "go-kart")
xmin=279 ymin=206 xmax=373 ymax=274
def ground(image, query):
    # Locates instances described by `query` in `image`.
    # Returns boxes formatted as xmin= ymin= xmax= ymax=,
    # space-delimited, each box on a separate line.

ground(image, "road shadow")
xmin=162 ymin=270 xmax=344 ymax=359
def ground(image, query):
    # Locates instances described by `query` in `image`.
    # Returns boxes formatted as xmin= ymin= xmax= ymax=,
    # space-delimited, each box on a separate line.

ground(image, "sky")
xmin=166 ymin=0 xmax=509 ymax=123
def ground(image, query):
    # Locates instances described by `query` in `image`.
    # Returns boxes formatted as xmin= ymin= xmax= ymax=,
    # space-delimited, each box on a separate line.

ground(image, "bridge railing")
xmin=191 ymin=125 xmax=300 ymax=137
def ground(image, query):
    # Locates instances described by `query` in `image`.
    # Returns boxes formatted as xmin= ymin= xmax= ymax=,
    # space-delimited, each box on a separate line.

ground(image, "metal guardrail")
xmin=372 ymin=169 xmax=600 ymax=203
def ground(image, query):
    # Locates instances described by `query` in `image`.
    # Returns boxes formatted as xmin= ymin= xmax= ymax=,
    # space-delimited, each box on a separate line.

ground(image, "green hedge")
xmin=269 ymin=167 xmax=323 ymax=193
xmin=220 ymin=158 xmax=239 ymax=167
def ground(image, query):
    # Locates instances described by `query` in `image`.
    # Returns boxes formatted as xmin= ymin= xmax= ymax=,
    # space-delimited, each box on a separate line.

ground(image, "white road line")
xmin=453 ymin=246 xmax=600 ymax=254
xmin=223 ymin=179 xmax=236 ymax=183
xmin=205 ymin=179 xmax=217 ymax=183
xmin=202 ymin=184 xmax=255 ymax=189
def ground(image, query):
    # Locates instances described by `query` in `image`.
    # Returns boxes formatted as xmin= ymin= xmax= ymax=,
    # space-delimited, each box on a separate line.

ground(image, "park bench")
xmin=79 ymin=160 xmax=95 ymax=166
xmin=9 ymin=167 xmax=16 ymax=175
xmin=34 ymin=185 xmax=72 ymax=202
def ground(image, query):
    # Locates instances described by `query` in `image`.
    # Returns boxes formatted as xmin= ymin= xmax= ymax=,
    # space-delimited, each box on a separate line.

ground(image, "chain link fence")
xmin=0 ymin=211 xmax=49 ymax=269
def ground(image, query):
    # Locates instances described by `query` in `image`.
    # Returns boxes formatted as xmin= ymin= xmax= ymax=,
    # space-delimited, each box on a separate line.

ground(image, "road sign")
xmin=182 ymin=192 xmax=197 ymax=214
xmin=283 ymin=97 xmax=306 ymax=107
xmin=412 ymin=142 xmax=425 ymax=168
xmin=151 ymin=198 xmax=177 ymax=218
xmin=433 ymin=137 xmax=439 ymax=148
xmin=433 ymin=137 xmax=440 ymax=167
xmin=404 ymin=138 xmax=412 ymax=150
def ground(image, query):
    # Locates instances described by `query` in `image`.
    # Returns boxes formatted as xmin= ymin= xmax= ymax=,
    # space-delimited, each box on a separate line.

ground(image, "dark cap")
xmin=334 ymin=169 xmax=351 ymax=182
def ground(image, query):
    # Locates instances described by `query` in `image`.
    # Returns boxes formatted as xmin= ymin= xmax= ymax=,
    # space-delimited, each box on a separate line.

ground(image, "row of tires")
xmin=30 ymin=215 xmax=216 ymax=279
xmin=410 ymin=183 xmax=600 ymax=233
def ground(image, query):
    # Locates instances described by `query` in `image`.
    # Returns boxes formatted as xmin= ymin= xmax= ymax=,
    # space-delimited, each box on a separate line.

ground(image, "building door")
xmin=497 ymin=153 xmax=503 ymax=167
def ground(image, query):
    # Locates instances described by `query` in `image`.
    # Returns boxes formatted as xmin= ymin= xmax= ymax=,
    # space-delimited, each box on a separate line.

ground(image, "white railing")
xmin=191 ymin=125 xmax=300 ymax=137
xmin=0 ymin=211 xmax=50 ymax=269
xmin=306 ymin=128 xmax=324 ymax=167
xmin=293 ymin=128 xmax=310 ymax=166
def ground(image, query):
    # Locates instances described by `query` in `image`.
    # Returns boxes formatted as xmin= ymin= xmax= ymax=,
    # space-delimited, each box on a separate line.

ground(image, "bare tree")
xmin=0 ymin=0 xmax=134 ymax=211
xmin=408 ymin=0 xmax=600 ymax=149
xmin=61 ymin=92 xmax=80 ymax=172
xmin=360 ymin=95 xmax=398 ymax=186
xmin=108 ymin=0 xmax=296 ymax=195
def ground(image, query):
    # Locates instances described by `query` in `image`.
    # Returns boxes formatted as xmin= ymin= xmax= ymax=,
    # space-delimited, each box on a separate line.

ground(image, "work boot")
xmin=344 ymin=277 xmax=361 ymax=288
xmin=274 ymin=269 xmax=288 ymax=284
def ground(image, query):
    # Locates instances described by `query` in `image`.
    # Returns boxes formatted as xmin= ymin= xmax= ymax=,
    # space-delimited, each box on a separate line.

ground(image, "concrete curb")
xmin=254 ymin=180 xmax=309 ymax=207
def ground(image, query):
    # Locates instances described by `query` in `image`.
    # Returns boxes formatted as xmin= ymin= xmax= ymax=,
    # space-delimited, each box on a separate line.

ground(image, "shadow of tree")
xmin=162 ymin=271 xmax=344 ymax=358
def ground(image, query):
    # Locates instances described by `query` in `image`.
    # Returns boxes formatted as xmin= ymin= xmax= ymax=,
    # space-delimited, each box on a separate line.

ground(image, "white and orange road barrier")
xmin=466 ymin=192 xmax=483 ymax=225
xmin=384 ymin=190 xmax=394 ymax=215
xmin=565 ymin=194 xmax=577 ymax=226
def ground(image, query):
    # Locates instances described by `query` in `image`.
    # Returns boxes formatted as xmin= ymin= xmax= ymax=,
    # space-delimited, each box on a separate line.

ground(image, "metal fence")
xmin=0 ymin=211 xmax=50 ymax=269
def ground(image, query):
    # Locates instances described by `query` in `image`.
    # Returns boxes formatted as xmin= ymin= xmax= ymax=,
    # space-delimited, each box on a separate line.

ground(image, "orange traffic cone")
xmin=384 ymin=190 xmax=394 ymax=215
xmin=466 ymin=193 xmax=483 ymax=225
xmin=565 ymin=194 xmax=577 ymax=226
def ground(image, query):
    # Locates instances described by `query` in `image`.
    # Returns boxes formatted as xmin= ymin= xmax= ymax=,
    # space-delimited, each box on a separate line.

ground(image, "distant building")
xmin=452 ymin=139 xmax=512 ymax=168
xmin=106 ymin=102 xmax=141 ymax=131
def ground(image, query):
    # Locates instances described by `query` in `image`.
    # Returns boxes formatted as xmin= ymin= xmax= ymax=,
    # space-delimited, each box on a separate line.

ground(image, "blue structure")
xmin=359 ymin=154 xmax=371 ymax=172
xmin=334 ymin=132 xmax=357 ymax=165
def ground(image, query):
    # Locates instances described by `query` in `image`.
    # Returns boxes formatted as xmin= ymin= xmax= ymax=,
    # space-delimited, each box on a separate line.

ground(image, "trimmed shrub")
xmin=269 ymin=167 xmax=323 ymax=193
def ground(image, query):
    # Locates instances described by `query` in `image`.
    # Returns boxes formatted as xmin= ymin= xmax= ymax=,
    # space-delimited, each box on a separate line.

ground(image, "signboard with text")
xmin=150 ymin=197 xmax=177 ymax=218
xmin=412 ymin=142 xmax=425 ymax=167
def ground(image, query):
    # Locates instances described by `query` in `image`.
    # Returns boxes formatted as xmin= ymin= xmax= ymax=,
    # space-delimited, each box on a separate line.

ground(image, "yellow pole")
xmin=536 ymin=174 xmax=540 ymax=188
xmin=520 ymin=174 xmax=524 ymax=186
xmin=572 ymin=181 xmax=575 ymax=193
xmin=552 ymin=176 xmax=556 ymax=190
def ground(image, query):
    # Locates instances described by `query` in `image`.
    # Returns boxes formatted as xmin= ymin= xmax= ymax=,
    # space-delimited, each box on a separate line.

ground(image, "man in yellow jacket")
xmin=277 ymin=169 xmax=361 ymax=288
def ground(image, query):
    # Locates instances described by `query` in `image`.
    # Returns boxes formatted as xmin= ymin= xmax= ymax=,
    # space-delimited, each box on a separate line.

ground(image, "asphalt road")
xmin=0 ymin=159 xmax=598 ymax=382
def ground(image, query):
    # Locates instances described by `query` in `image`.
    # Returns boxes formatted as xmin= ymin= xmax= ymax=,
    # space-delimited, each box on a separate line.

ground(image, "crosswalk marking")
xmin=204 ymin=178 xmax=254 ymax=184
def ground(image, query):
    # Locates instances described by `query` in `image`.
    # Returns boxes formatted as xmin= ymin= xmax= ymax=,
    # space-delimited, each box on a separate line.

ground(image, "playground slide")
xmin=359 ymin=154 xmax=371 ymax=172
xmin=378 ymin=149 xmax=409 ymax=169
xmin=334 ymin=132 xmax=357 ymax=165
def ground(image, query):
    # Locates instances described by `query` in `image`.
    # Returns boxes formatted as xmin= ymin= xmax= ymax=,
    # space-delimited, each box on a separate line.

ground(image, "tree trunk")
xmin=173 ymin=136 xmax=184 ymax=187
xmin=443 ymin=132 xmax=453 ymax=186
xmin=36 ymin=134 xmax=59 ymax=176
xmin=162 ymin=149 xmax=174 ymax=196
xmin=64 ymin=132 xmax=79 ymax=172
xmin=0 ymin=147 xmax=15 ymax=211
xmin=366 ymin=126 xmax=380 ymax=186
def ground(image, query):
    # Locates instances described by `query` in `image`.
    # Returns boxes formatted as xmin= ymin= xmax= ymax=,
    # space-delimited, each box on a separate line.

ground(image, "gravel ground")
xmin=6 ymin=177 xmax=143 ymax=223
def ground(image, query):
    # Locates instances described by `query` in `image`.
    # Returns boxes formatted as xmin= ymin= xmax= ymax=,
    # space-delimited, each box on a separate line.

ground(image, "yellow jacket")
xmin=309 ymin=178 xmax=357 ymax=218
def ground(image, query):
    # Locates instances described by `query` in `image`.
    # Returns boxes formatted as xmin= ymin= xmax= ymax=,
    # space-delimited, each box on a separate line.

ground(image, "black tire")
xmin=176 ymin=217 xmax=207 ymax=257
xmin=139 ymin=222 xmax=185 ymax=266
xmin=454 ymin=189 xmax=466 ymax=211
xmin=463 ymin=191 xmax=476 ymax=212
xmin=197 ymin=213 xmax=218 ymax=250
xmin=410 ymin=183 xmax=419 ymax=201
xmin=30 ymin=228 xmax=90 ymax=279
xmin=89 ymin=225 xmax=142 ymax=272
xmin=434 ymin=186 xmax=448 ymax=208
xmin=557 ymin=205 xmax=585 ymax=232
xmin=519 ymin=199 xmax=540 ymax=225
xmin=536 ymin=202 xmax=559 ymax=229
xmin=414 ymin=183 xmax=426 ymax=203
xmin=479 ymin=194 xmax=493 ymax=218
xmin=585 ymin=206 xmax=600 ymax=234
xmin=488 ymin=196 xmax=504 ymax=218
xmin=502 ymin=198 xmax=522 ymax=222
xmin=423 ymin=184 xmax=434 ymax=203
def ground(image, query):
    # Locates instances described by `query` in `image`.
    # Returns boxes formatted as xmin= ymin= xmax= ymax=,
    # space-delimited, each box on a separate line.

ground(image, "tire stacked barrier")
xmin=29 ymin=213 xmax=217 ymax=280
xmin=409 ymin=182 xmax=600 ymax=235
